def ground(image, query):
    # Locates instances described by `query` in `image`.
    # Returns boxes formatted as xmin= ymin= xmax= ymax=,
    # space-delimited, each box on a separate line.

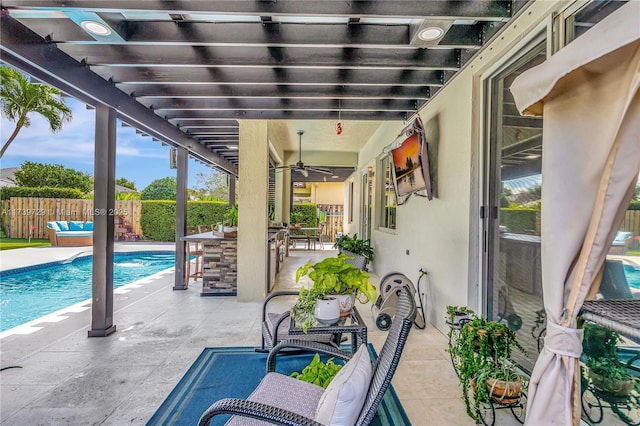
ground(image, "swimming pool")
xmin=624 ymin=264 xmax=640 ymax=290
xmin=0 ymin=251 xmax=175 ymax=332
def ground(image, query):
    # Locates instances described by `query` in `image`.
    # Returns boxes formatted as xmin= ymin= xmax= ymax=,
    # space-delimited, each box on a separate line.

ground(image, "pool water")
xmin=624 ymin=264 xmax=640 ymax=290
xmin=0 ymin=252 xmax=175 ymax=332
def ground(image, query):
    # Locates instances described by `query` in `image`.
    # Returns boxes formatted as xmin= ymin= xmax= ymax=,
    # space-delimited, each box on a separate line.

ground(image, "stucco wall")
xmin=354 ymin=0 xmax=563 ymax=333
xmin=312 ymin=182 xmax=344 ymax=205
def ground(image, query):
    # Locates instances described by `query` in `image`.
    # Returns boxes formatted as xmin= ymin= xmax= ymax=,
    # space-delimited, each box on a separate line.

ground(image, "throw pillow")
xmin=83 ymin=222 xmax=94 ymax=231
xmin=56 ymin=221 xmax=69 ymax=231
xmin=47 ymin=221 xmax=60 ymax=232
xmin=69 ymin=221 xmax=84 ymax=231
xmin=315 ymin=344 xmax=372 ymax=426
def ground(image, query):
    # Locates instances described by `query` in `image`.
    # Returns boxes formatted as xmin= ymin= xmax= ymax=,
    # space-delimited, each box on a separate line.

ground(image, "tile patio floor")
xmin=0 ymin=243 xmax=521 ymax=425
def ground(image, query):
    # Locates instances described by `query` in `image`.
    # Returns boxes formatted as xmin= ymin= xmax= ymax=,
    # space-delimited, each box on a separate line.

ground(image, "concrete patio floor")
xmin=0 ymin=243 xmax=520 ymax=425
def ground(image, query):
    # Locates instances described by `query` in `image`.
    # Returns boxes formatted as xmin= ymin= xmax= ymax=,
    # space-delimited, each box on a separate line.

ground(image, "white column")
xmin=237 ymin=120 xmax=269 ymax=301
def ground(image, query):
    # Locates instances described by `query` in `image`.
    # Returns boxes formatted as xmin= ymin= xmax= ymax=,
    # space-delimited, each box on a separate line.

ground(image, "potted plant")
xmin=586 ymin=357 xmax=636 ymax=397
xmin=292 ymin=254 xmax=377 ymax=332
xmin=333 ymin=233 xmax=374 ymax=263
xmin=455 ymin=316 xmax=527 ymax=422
xmin=582 ymin=322 xmax=637 ymax=397
xmin=290 ymin=353 xmax=343 ymax=388
xmin=223 ymin=205 xmax=238 ymax=232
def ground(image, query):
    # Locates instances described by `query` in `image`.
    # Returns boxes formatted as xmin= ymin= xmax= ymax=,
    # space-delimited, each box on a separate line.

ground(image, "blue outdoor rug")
xmin=147 ymin=345 xmax=411 ymax=425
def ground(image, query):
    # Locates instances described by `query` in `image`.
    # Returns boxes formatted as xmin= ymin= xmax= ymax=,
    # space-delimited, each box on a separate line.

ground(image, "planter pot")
xmin=589 ymin=370 xmax=635 ymax=396
xmin=486 ymin=378 xmax=523 ymax=404
xmin=329 ymin=294 xmax=356 ymax=316
xmin=314 ymin=297 xmax=340 ymax=325
xmin=223 ymin=226 xmax=237 ymax=233
xmin=453 ymin=312 xmax=470 ymax=327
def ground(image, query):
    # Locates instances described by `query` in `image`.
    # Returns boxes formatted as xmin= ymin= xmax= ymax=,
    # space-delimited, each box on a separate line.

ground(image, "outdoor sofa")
xmin=46 ymin=221 xmax=93 ymax=247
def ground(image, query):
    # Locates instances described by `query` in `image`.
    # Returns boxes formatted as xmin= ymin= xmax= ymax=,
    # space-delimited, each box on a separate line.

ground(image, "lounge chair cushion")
xmin=69 ymin=221 xmax=84 ymax=231
xmin=56 ymin=221 xmax=69 ymax=231
xmin=56 ymin=231 xmax=93 ymax=238
xmin=315 ymin=344 xmax=372 ymax=426
xmin=226 ymin=372 xmax=324 ymax=426
xmin=613 ymin=231 xmax=632 ymax=245
xmin=47 ymin=221 xmax=60 ymax=231
xmin=83 ymin=222 xmax=93 ymax=231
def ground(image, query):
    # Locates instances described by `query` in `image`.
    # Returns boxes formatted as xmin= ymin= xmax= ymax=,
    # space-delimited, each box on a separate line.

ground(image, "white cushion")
xmin=314 ymin=345 xmax=372 ymax=426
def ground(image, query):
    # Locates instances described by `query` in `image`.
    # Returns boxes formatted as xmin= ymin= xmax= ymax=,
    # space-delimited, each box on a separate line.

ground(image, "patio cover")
xmin=510 ymin=2 xmax=640 ymax=425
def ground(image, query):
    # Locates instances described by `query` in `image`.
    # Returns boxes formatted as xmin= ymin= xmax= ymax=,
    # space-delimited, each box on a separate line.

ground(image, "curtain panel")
xmin=510 ymin=2 xmax=640 ymax=425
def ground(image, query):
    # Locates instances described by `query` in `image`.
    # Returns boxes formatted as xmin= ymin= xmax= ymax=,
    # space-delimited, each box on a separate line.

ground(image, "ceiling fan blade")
xmin=306 ymin=167 xmax=333 ymax=175
xmin=298 ymin=168 xmax=309 ymax=178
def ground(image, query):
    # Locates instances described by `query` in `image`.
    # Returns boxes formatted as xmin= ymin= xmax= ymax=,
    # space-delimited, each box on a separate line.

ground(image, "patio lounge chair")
xmin=609 ymin=231 xmax=632 ymax=255
xmin=199 ymin=286 xmax=416 ymax=426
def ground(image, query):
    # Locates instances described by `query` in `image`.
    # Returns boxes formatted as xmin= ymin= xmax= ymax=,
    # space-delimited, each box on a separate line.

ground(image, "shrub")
xmin=141 ymin=200 xmax=232 ymax=241
xmin=500 ymin=208 xmax=538 ymax=234
xmin=140 ymin=201 xmax=176 ymax=241
xmin=291 ymin=203 xmax=317 ymax=226
xmin=0 ymin=186 xmax=84 ymax=200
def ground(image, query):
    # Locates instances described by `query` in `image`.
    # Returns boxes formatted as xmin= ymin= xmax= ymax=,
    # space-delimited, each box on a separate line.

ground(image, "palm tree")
xmin=0 ymin=66 xmax=72 ymax=159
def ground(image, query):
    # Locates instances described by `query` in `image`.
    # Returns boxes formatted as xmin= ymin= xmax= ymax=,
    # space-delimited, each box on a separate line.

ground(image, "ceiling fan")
xmin=275 ymin=130 xmax=332 ymax=178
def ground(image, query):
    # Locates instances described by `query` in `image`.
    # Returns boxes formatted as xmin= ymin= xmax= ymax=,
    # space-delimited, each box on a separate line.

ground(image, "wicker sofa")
xmin=46 ymin=221 xmax=93 ymax=247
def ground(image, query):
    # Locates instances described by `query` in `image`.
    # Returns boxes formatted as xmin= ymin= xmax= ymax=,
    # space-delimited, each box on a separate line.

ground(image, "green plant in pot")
xmin=455 ymin=316 xmax=527 ymax=422
xmin=223 ymin=205 xmax=238 ymax=231
xmin=292 ymin=254 xmax=376 ymax=332
xmin=333 ymin=233 xmax=374 ymax=262
xmin=290 ymin=353 xmax=343 ymax=388
xmin=582 ymin=322 xmax=637 ymax=397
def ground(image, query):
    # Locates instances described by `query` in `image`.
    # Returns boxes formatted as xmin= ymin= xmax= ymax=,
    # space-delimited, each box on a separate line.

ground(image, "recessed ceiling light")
xmin=81 ymin=20 xmax=111 ymax=36
xmin=418 ymin=27 xmax=444 ymax=41
xmin=331 ymin=175 xmax=339 ymax=179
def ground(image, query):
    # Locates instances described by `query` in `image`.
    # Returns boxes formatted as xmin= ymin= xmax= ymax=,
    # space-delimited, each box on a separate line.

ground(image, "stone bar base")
xmin=202 ymin=237 xmax=237 ymax=296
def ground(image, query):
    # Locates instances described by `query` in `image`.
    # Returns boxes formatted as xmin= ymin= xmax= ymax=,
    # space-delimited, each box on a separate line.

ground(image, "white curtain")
xmin=510 ymin=2 xmax=640 ymax=425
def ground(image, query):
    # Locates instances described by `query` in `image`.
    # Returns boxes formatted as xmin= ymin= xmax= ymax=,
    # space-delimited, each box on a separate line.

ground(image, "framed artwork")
xmin=384 ymin=117 xmax=438 ymax=204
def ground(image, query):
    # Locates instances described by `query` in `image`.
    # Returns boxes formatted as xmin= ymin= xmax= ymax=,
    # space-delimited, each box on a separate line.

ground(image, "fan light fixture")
xmin=81 ymin=20 xmax=112 ymax=36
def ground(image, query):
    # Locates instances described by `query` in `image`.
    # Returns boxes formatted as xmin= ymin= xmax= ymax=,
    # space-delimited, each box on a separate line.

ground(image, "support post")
xmin=237 ymin=120 xmax=269 ymax=301
xmin=229 ymin=175 xmax=236 ymax=205
xmin=174 ymin=146 xmax=188 ymax=290
xmin=89 ymin=105 xmax=117 ymax=337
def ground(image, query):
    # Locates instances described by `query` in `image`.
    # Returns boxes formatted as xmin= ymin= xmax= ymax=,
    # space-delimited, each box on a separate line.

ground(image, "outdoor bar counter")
xmin=182 ymin=231 xmax=237 ymax=296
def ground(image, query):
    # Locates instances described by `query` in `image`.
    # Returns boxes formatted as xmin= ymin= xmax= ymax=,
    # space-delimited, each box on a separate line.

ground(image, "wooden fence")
xmin=317 ymin=204 xmax=344 ymax=242
xmin=1 ymin=198 xmax=141 ymax=239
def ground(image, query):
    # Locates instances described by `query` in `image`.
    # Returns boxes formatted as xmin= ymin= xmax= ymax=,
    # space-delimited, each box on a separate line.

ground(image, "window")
xmin=348 ymin=180 xmax=354 ymax=223
xmin=483 ymin=37 xmax=546 ymax=374
xmin=379 ymin=156 xmax=396 ymax=230
xmin=564 ymin=1 xmax=628 ymax=46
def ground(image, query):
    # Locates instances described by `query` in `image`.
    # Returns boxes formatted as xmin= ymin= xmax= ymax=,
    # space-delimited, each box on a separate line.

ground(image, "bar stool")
xmin=185 ymin=226 xmax=203 ymax=287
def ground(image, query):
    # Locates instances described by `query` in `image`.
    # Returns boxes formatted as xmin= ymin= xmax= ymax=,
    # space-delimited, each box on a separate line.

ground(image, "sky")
xmin=0 ymin=97 xmax=213 ymax=191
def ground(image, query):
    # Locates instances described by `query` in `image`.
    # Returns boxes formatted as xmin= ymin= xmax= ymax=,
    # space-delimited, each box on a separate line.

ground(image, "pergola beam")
xmin=124 ymin=84 xmax=432 ymax=100
xmin=61 ymin=45 xmax=461 ymax=70
xmin=95 ymin=66 xmax=443 ymax=86
xmin=2 ymin=1 xmax=513 ymax=20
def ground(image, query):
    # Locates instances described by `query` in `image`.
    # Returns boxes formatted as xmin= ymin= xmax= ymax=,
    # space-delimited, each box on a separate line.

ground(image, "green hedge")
xmin=0 ymin=186 xmax=84 ymax=200
xmin=501 ymin=208 xmax=538 ymax=234
xmin=291 ymin=203 xmax=317 ymax=227
xmin=630 ymin=201 xmax=640 ymax=210
xmin=140 ymin=200 xmax=232 ymax=241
